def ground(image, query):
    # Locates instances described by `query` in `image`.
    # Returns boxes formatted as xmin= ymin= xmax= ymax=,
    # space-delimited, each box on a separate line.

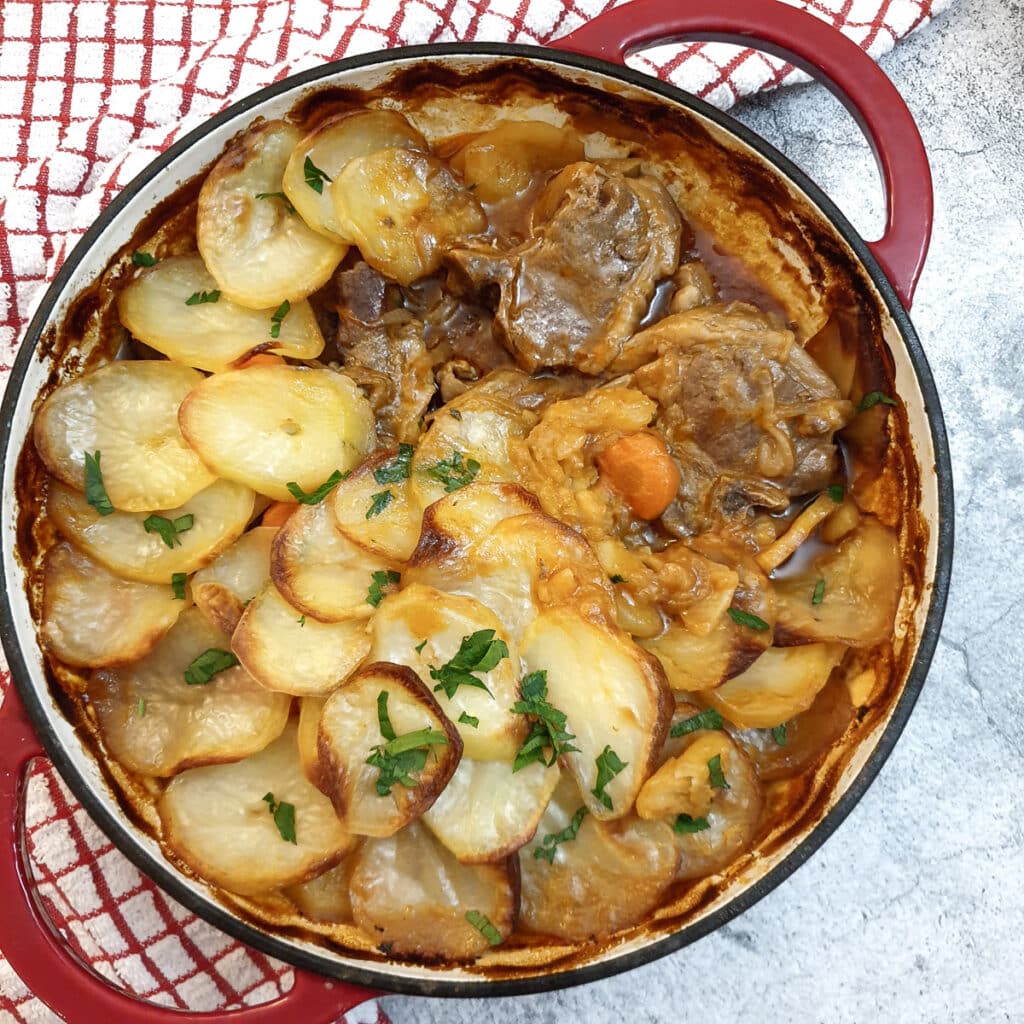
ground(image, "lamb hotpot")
xmin=0 ymin=1 xmax=952 ymax=1019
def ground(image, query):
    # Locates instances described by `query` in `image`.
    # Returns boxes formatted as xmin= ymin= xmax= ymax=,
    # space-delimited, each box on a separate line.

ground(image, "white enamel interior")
xmin=0 ymin=51 xmax=943 ymax=988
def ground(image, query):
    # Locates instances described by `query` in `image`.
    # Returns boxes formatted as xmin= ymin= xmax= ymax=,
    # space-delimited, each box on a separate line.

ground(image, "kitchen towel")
xmin=0 ymin=0 xmax=950 ymax=1019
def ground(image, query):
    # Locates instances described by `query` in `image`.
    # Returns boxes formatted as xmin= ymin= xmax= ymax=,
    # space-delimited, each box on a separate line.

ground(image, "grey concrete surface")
xmin=381 ymin=0 xmax=1024 ymax=1021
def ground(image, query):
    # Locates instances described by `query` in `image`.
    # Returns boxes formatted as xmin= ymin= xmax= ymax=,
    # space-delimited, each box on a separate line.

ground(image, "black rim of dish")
xmin=0 ymin=42 xmax=954 ymax=1000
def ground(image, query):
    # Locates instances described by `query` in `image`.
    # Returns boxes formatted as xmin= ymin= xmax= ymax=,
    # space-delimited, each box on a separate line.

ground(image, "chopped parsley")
xmin=512 ymin=670 xmax=579 ymax=772
xmin=609 ymin=574 xmax=627 ymax=584
xmin=858 ymin=390 xmax=898 ymax=411
xmin=269 ymin=299 xmax=290 ymax=339
xmin=185 ymin=290 xmax=220 ymax=305
xmin=143 ymin=513 xmax=194 ymax=549
xmin=465 ymin=910 xmax=502 ymax=946
xmin=458 ymin=711 xmax=479 ymax=728
xmin=297 ymin=615 xmax=306 ymax=627
xmin=262 ymin=792 xmax=297 ymax=844
xmin=591 ymin=746 xmax=627 ymax=810
xmin=171 ymin=572 xmax=187 ymax=600
xmin=367 ymin=490 xmax=394 ymax=518
xmin=771 ymin=723 xmax=789 ymax=747
xmin=827 ymin=483 xmax=845 ymax=503
xmin=423 ymin=451 xmax=480 ymax=493
xmin=303 ymin=156 xmax=332 ymax=194
xmin=673 ymin=813 xmax=710 ymax=834
xmin=366 ymin=569 xmax=401 ymax=608
xmin=286 ymin=470 xmax=346 ymax=505
xmin=429 ymin=629 xmax=508 ymax=699
xmin=812 ymin=579 xmax=826 ymax=606
xmin=707 ymin=753 xmax=730 ymax=790
xmin=414 ymin=639 xmax=428 ymax=654
xmin=373 ymin=443 xmax=414 ymax=485
xmin=184 ymin=648 xmax=238 ymax=685
xmin=727 ymin=607 xmax=770 ymax=632
xmin=533 ymin=806 xmax=587 ymax=863
xmin=254 ymin=191 xmax=296 ymax=214
xmin=131 ymin=250 xmax=159 ymax=267
xmin=366 ymin=691 xmax=449 ymax=796
xmin=135 ymin=697 xmax=146 ymax=718
xmin=83 ymin=451 xmax=114 ymax=516
xmin=670 ymin=707 xmax=724 ymax=738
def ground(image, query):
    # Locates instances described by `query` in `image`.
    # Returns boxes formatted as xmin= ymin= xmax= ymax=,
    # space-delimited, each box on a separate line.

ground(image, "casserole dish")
xmin=0 ymin=0 xmax=952 ymax=1019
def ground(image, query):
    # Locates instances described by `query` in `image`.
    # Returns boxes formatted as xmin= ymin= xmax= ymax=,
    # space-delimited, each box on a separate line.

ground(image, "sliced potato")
xmin=89 ymin=607 xmax=290 ymax=777
xmin=422 ymin=756 xmax=559 ymax=863
xmin=317 ymin=662 xmax=462 ymax=837
xmin=350 ymin=820 xmax=516 ymax=960
xmin=450 ymin=121 xmax=585 ymax=204
xmin=232 ymin=583 xmax=370 ymax=696
xmin=41 ymin=543 xmax=187 ymax=668
xmin=773 ymin=518 xmax=902 ymax=647
xmin=332 ymin=147 xmax=486 ymax=285
xmin=283 ymin=110 xmax=427 ymax=241
xmin=159 ymin=722 xmax=353 ymax=895
xmin=297 ymin=695 xmax=327 ymax=787
xmin=118 ymin=255 xmax=325 ymax=372
xmin=702 ymin=643 xmax=846 ymax=730
xmin=332 ymin=449 xmax=423 ymax=562
xmin=197 ymin=120 xmax=346 ymax=308
xmin=641 ymin=617 xmax=768 ymax=693
xmin=271 ymin=499 xmax=391 ymax=622
xmin=178 ymin=365 xmax=374 ymax=502
xmin=285 ymin=857 xmax=356 ymax=923
xmin=48 ymin=478 xmax=255 ymax=584
xmin=368 ymin=585 xmax=527 ymax=762
xmin=518 ymin=775 xmax=678 ymax=942
xmin=34 ymin=360 xmax=215 ymax=512
xmin=521 ymin=608 xmax=671 ymax=821
xmin=191 ymin=526 xmax=274 ymax=635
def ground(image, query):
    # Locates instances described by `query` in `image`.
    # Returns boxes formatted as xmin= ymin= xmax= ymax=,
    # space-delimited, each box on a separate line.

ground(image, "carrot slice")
xmin=261 ymin=500 xmax=299 ymax=528
xmin=235 ymin=353 xmax=286 ymax=370
xmin=596 ymin=431 xmax=680 ymax=520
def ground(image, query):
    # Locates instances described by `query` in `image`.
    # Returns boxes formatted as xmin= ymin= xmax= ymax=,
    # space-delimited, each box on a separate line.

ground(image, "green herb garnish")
xmin=673 ymin=814 xmax=710 ymax=834
xmin=262 ymin=792 xmax=297 ymax=844
xmin=171 ymin=572 xmax=187 ymax=600
xmin=465 ymin=910 xmax=502 ymax=946
xmin=512 ymin=670 xmax=579 ymax=772
xmin=609 ymin=574 xmax=627 ymax=584
xmin=303 ymin=156 xmax=332 ymax=194
xmin=414 ymin=639 xmax=428 ymax=654
xmin=591 ymin=746 xmax=627 ymax=810
xmin=83 ymin=451 xmax=114 ymax=516
xmin=373 ymin=443 xmax=414 ymax=485
xmin=771 ymin=723 xmax=788 ymax=747
xmin=727 ymin=607 xmax=770 ymax=631
xmin=269 ymin=299 xmax=290 ymax=339
xmin=254 ymin=191 xmax=296 ymax=214
xmin=707 ymin=753 xmax=730 ymax=790
xmin=184 ymin=648 xmax=238 ymax=685
xmin=135 ymin=697 xmax=146 ymax=717
xmin=287 ymin=470 xmax=346 ymax=505
xmin=423 ymin=451 xmax=480 ymax=493
xmin=429 ymin=629 xmax=507 ymax=699
xmin=367 ymin=490 xmax=394 ymax=518
xmin=143 ymin=513 xmax=194 ymax=549
xmin=458 ymin=711 xmax=479 ymax=728
xmin=670 ymin=707 xmax=724 ymax=738
xmin=533 ymin=806 xmax=587 ymax=863
xmin=367 ymin=569 xmax=401 ymax=608
xmin=297 ymin=615 xmax=306 ymax=627
xmin=185 ymin=290 xmax=220 ymax=305
xmin=827 ymin=484 xmax=845 ymax=503
xmin=859 ymin=390 xmax=898 ymax=411
xmin=366 ymin=691 xmax=449 ymax=796
xmin=131 ymin=250 xmax=159 ymax=267
xmin=811 ymin=579 xmax=826 ymax=606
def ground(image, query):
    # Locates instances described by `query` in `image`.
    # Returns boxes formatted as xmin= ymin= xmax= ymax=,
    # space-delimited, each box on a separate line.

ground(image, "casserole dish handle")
xmin=0 ymin=689 xmax=379 ymax=1023
xmin=551 ymin=0 xmax=933 ymax=309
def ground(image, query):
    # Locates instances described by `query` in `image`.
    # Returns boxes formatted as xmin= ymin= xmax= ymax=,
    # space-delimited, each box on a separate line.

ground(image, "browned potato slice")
xmin=317 ymin=662 xmax=461 ymax=837
xmin=773 ymin=518 xmax=901 ymax=647
xmin=521 ymin=608 xmax=671 ymax=821
xmin=350 ymin=820 xmax=516 ymax=960
xmin=332 ymin=147 xmax=486 ymax=285
xmin=89 ymin=607 xmax=290 ymax=777
xmin=518 ymin=775 xmax=678 ymax=941
xmin=191 ymin=526 xmax=274 ymax=635
xmin=197 ymin=120 xmax=346 ymax=308
xmin=331 ymin=449 xmax=423 ymax=562
xmin=159 ymin=722 xmax=353 ymax=895
xmin=48 ymin=478 xmax=255 ymax=584
xmin=41 ymin=543 xmax=187 ymax=668
xmin=271 ymin=499 xmax=391 ymax=622
xmin=297 ymin=695 xmax=327 ymax=786
xmin=422 ymin=756 xmax=559 ymax=863
xmin=368 ymin=586 xmax=526 ymax=762
xmin=117 ymin=255 xmax=325 ymax=372
xmin=232 ymin=584 xmax=370 ymax=696
xmin=450 ymin=121 xmax=585 ymax=204
xmin=285 ymin=857 xmax=356 ymax=923
xmin=178 ymin=365 xmax=374 ymax=502
xmin=282 ymin=110 xmax=427 ymax=241
xmin=702 ymin=643 xmax=845 ymax=730
xmin=34 ymin=360 xmax=215 ymax=512
xmin=641 ymin=617 xmax=768 ymax=693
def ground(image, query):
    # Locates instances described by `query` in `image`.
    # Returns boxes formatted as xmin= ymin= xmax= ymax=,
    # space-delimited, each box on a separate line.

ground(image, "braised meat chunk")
xmin=449 ymin=162 xmax=683 ymax=374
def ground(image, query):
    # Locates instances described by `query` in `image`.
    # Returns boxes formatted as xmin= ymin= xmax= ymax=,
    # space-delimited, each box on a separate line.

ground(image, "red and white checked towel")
xmin=0 ymin=0 xmax=950 ymax=1019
